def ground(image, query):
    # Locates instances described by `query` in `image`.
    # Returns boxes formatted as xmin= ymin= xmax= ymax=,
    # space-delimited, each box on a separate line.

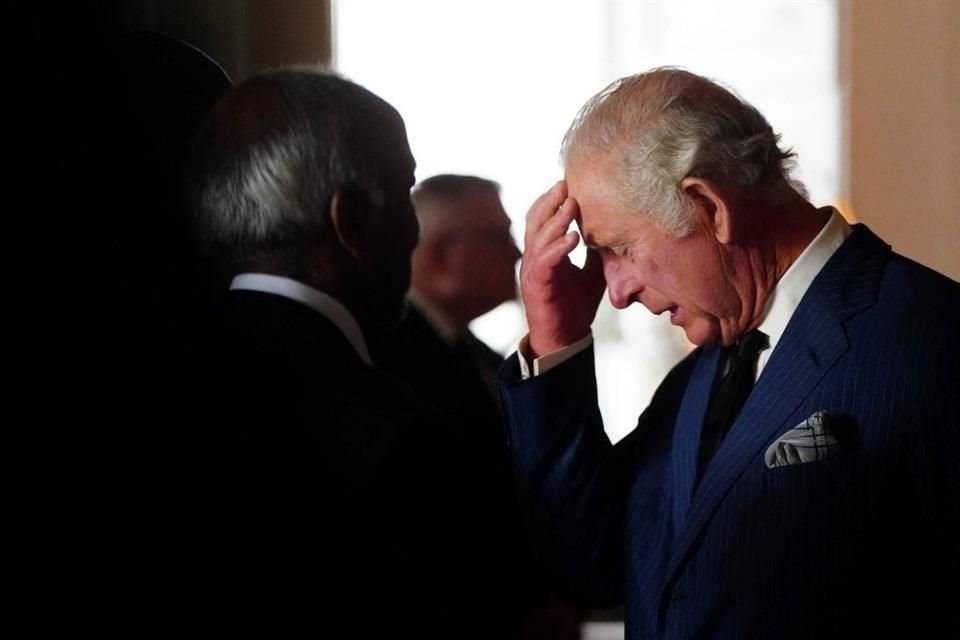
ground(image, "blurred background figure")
xmin=374 ymin=174 xmax=518 ymax=446
xmin=410 ymin=174 xmax=519 ymax=389
xmin=372 ymin=175 xmax=520 ymax=446
xmin=411 ymin=175 xmax=520 ymax=336
xmin=372 ymin=174 xmax=581 ymax=640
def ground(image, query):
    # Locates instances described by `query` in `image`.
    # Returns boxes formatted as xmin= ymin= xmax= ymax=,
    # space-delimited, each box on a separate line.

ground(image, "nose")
xmin=603 ymin=253 xmax=638 ymax=309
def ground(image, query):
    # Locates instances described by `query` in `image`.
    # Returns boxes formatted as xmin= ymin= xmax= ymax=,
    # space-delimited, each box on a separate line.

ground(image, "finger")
xmin=533 ymin=230 xmax=581 ymax=272
xmin=524 ymin=181 xmax=568 ymax=244
xmin=530 ymin=197 xmax=578 ymax=252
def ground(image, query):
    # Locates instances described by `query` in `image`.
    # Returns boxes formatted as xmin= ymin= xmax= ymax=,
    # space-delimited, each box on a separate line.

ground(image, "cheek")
xmin=616 ymin=249 xmax=659 ymax=282
xmin=662 ymin=246 xmax=729 ymax=310
xmin=701 ymin=267 xmax=741 ymax=310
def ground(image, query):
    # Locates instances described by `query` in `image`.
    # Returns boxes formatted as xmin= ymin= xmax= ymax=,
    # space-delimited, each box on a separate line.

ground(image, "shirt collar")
xmin=757 ymin=208 xmax=852 ymax=357
xmin=229 ymin=273 xmax=373 ymax=366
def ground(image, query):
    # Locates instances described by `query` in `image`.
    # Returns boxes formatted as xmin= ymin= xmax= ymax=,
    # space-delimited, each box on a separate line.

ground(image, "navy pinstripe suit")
xmin=500 ymin=225 xmax=959 ymax=638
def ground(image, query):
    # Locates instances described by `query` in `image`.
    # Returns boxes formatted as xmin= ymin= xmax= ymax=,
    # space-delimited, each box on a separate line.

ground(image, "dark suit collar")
xmin=804 ymin=223 xmax=890 ymax=323
xmin=228 ymin=275 xmax=372 ymax=365
xmin=662 ymin=223 xmax=891 ymax=591
xmin=670 ymin=344 xmax=722 ymax=529
xmin=223 ymin=288 xmax=370 ymax=368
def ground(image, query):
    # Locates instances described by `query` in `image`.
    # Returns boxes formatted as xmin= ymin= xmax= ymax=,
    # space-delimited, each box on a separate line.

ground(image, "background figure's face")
xmin=441 ymin=187 xmax=521 ymax=320
xmin=567 ymin=160 xmax=743 ymax=347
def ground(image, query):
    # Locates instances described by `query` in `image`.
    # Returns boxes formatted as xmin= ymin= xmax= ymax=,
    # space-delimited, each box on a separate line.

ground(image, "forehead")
xmin=565 ymin=159 xmax=641 ymax=245
xmin=457 ymin=186 xmax=509 ymax=225
xmin=421 ymin=185 xmax=509 ymax=233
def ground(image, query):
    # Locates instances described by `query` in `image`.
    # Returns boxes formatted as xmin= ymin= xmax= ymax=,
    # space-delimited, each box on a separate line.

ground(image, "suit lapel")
xmin=670 ymin=345 xmax=723 ymax=530
xmin=661 ymin=224 xmax=890 ymax=589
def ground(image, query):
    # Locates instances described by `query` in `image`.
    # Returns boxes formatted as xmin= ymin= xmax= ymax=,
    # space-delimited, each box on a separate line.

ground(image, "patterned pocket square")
xmin=765 ymin=410 xmax=843 ymax=468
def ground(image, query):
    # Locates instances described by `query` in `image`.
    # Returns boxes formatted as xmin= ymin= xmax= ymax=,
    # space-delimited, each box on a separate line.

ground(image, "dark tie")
xmin=697 ymin=329 xmax=769 ymax=483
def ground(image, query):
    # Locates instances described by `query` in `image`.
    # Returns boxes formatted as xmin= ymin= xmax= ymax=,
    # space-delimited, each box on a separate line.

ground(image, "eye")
xmin=597 ymin=245 xmax=622 ymax=260
xmin=610 ymin=244 xmax=629 ymax=258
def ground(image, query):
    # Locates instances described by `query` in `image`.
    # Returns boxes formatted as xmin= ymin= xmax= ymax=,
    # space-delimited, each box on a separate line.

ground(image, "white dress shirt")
xmin=754 ymin=208 xmax=851 ymax=378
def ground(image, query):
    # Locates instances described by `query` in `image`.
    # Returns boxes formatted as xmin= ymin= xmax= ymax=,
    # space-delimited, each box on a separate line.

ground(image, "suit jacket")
xmin=500 ymin=225 xmax=960 ymax=639
xmin=370 ymin=304 xmax=545 ymax=636
xmin=371 ymin=304 xmax=508 ymax=456
xmin=187 ymin=290 xmax=490 ymax=637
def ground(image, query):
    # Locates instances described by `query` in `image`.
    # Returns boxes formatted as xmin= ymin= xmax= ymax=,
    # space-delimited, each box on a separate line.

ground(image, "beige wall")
xmin=842 ymin=0 xmax=960 ymax=280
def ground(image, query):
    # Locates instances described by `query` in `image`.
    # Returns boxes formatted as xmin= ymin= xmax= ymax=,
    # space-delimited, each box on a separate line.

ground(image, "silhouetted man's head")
xmin=187 ymin=68 xmax=419 ymax=329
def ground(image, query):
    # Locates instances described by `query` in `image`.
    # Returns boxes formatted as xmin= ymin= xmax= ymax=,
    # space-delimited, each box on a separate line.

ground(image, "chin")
xmin=682 ymin=318 xmax=722 ymax=347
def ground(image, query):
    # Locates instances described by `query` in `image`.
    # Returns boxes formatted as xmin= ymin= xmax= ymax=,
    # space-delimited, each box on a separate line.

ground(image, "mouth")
xmin=668 ymin=306 xmax=682 ymax=325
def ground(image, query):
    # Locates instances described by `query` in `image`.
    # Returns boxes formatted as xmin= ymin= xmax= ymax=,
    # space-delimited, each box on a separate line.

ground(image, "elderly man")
xmin=500 ymin=68 xmax=959 ymax=638
xmin=185 ymin=68 xmax=495 ymax=636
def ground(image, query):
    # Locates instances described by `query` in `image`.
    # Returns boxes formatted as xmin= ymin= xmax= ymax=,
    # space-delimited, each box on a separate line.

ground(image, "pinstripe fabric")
xmin=501 ymin=225 xmax=960 ymax=638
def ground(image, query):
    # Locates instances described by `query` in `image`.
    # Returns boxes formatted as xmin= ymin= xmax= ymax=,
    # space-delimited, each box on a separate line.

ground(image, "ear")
xmin=330 ymin=186 xmax=373 ymax=262
xmin=680 ymin=177 xmax=733 ymax=244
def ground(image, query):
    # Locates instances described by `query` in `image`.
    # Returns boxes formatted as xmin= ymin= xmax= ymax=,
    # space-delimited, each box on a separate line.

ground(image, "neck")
xmin=764 ymin=193 xmax=830 ymax=284
xmin=733 ymin=192 xmax=830 ymax=335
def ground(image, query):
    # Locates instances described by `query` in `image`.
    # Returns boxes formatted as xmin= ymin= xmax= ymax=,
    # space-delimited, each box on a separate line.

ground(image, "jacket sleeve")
xmin=498 ymin=345 xmax=634 ymax=607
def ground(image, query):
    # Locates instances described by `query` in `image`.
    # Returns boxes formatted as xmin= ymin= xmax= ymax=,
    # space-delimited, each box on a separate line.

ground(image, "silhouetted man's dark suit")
xmin=196 ymin=289 xmax=484 ymax=636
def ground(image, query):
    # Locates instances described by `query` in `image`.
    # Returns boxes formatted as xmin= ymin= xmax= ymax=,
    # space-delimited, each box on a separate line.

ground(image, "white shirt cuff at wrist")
xmin=517 ymin=333 xmax=594 ymax=379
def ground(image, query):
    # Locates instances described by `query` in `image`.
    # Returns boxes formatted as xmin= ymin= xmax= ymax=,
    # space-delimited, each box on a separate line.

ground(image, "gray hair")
xmin=410 ymin=174 xmax=503 ymax=240
xmin=412 ymin=174 xmax=501 ymax=207
xmin=561 ymin=67 xmax=806 ymax=237
xmin=186 ymin=67 xmax=401 ymax=270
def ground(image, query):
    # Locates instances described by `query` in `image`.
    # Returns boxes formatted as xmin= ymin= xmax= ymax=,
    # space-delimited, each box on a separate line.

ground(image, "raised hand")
xmin=520 ymin=181 xmax=606 ymax=358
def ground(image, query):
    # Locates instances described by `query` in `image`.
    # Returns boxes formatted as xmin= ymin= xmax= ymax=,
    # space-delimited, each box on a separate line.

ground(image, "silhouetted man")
xmin=186 ymin=68 xmax=496 ymax=637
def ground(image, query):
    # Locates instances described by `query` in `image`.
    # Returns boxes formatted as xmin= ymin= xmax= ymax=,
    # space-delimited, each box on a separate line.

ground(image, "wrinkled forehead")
xmin=564 ymin=150 xmax=621 ymax=208
xmin=564 ymin=154 xmax=637 ymax=245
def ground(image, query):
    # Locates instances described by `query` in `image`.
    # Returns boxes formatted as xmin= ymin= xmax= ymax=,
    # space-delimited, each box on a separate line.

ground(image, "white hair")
xmin=186 ymin=67 xmax=398 ymax=268
xmin=561 ymin=67 xmax=807 ymax=237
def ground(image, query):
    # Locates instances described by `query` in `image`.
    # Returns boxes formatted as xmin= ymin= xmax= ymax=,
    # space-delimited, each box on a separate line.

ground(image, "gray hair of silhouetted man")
xmin=185 ymin=67 xmax=420 ymax=329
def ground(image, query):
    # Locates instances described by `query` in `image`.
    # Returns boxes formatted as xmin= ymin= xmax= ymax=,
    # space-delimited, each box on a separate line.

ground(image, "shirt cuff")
xmin=517 ymin=333 xmax=594 ymax=379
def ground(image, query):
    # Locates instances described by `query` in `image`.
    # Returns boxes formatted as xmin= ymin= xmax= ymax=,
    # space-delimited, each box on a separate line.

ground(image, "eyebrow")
xmin=576 ymin=215 xmax=601 ymax=250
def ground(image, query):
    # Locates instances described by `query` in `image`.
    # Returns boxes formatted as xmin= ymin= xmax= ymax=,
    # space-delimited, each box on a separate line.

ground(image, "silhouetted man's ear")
xmin=680 ymin=177 xmax=734 ymax=244
xmin=330 ymin=185 xmax=375 ymax=261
